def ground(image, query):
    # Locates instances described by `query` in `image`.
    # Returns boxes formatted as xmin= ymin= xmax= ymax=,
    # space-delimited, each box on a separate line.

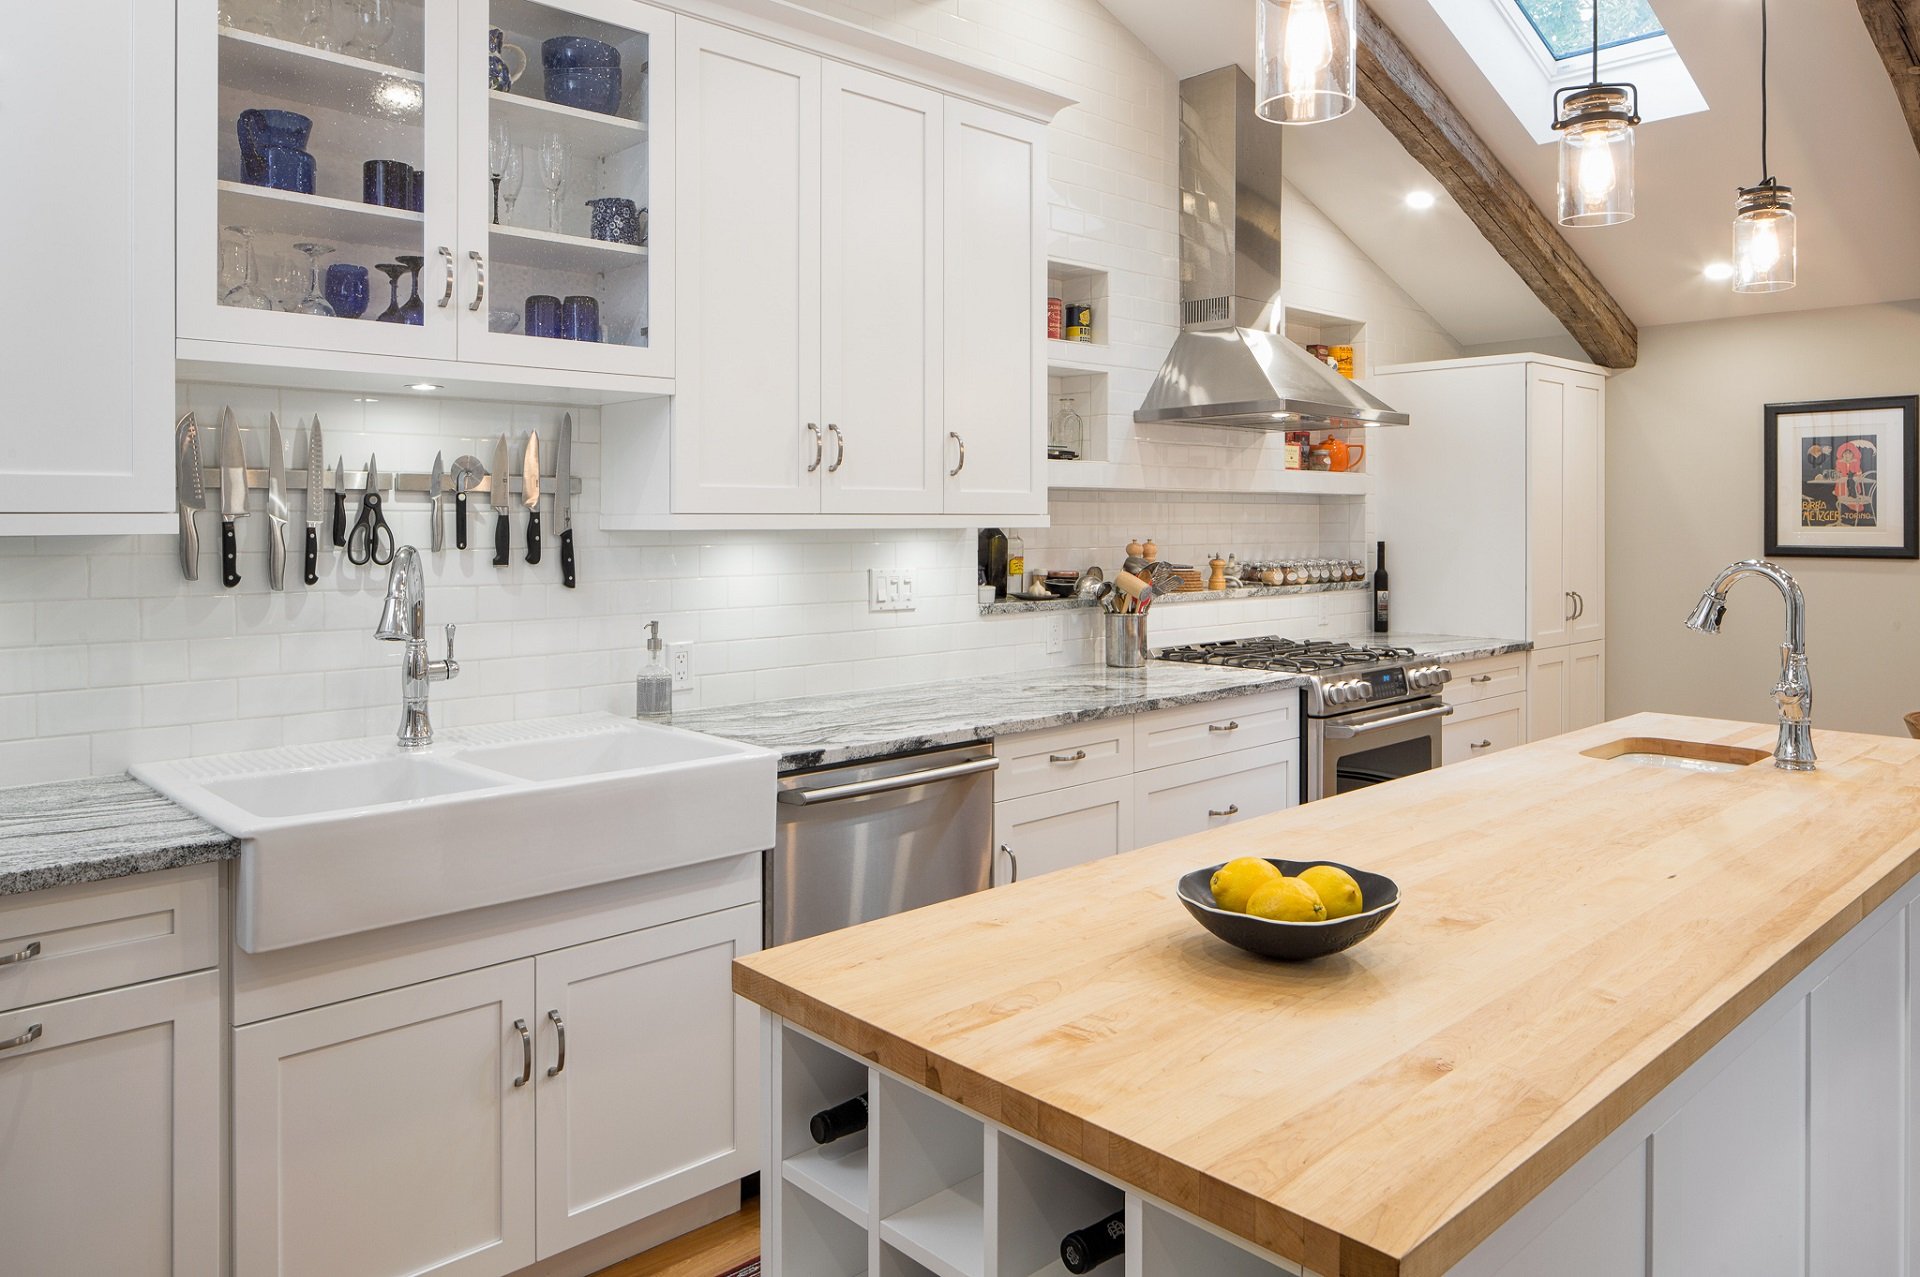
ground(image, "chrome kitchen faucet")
xmin=375 ymin=545 xmax=459 ymax=748
xmin=1684 ymin=558 xmax=1814 ymax=771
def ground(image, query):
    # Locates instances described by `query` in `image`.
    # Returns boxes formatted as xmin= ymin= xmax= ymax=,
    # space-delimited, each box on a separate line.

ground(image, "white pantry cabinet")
xmin=1527 ymin=640 xmax=1606 ymax=742
xmin=0 ymin=0 xmax=175 ymax=535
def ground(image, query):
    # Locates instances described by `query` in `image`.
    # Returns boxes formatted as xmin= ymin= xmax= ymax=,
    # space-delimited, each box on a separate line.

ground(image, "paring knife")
xmin=219 ymin=407 xmax=248 ymax=589
xmin=265 ymin=414 xmax=288 ymax=592
xmin=555 ymin=413 xmax=575 ymax=589
xmin=428 ymin=451 xmax=446 ymax=554
xmin=331 ymin=457 xmax=347 ymax=547
xmin=175 ymin=413 xmax=205 ymax=582
xmin=522 ymin=430 xmax=542 ymax=565
xmin=452 ymin=454 xmax=486 ymax=550
xmin=491 ymin=433 xmax=512 ymax=567
xmin=304 ymin=417 xmax=325 ymax=585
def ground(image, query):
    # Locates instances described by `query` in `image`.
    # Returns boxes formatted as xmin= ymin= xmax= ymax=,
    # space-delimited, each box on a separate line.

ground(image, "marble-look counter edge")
xmin=0 ymin=775 xmax=240 ymax=898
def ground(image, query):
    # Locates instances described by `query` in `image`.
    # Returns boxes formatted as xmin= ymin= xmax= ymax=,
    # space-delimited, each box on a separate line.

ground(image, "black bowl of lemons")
xmin=1177 ymin=857 xmax=1399 ymax=961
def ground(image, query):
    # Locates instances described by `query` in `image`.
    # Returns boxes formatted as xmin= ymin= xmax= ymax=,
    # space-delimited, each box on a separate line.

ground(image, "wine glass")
xmin=539 ymin=133 xmax=567 ymax=234
xmin=395 ymin=254 xmax=425 ymax=325
xmin=291 ymin=243 xmax=337 ymax=317
xmin=220 ymin=226 xmax=274 ymax=310
xmin=373 ymin=263 xmax=407 ymax=322
xmin=268 ymin=252 xmax=310 ymax=311
xmin=489 ymin=121 xmax=512 ymax=224
xmin=289 ymin=0 xmax=338 ymax=51
xmin=337 ymin=0 xmax=394 ymax=58
xmin=499 ymin=141 xmax=525 ymax=224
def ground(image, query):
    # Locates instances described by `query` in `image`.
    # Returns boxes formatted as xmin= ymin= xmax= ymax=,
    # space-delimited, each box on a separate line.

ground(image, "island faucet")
xmin=1683 ymin=558 xmax=1814 ymax=771
xmin=375 ymin=545 xmax=459 ymax=748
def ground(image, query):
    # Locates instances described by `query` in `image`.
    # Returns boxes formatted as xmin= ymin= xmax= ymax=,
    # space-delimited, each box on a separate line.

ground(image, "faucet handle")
xmin=444 ymin=623 xmax=457 ymax=660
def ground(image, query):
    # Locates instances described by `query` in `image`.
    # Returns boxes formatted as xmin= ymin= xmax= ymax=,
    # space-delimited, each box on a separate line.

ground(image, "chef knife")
xmin=491 ymin=433 xmax=512 ymax=567
xmin=265 ymin=414 xmax=288 ymax=592
xmin=522 ymin=430 xmax=542 ymax=565
xmin=555 ymin=413 xmax=575 ymax=589
xmin=452 ymin=454 xmax=486 ymax=550
xmin=304 ymin=416 xmax=325 ymax=585
xmin=331 ymin=457 xmax=347 ymax=547
xmin=174 ymin=413 xmax=205 ymax=582
xmin=218 ymin=407 xmax=247 ymax=589
xmin=428 ymin=451 xmax=446 ymax=554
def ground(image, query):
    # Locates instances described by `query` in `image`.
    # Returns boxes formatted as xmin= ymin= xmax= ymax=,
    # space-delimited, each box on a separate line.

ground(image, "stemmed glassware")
xmin=539 ymin=133 xmax=567 ymax=233
xmin=336 ymin=0 xmax=394 ymax=58
xmin=489 ymin=121 xmax=512 ymax=224
xmin=499 ymin=140 xmax=525 ymax=225
xmin=373 ymin=263 xmax=407 ymax=322
xmin=395 ymin=254 xmax=425 ymax=325
xmin=289 ymin=0 xmax=338 ymax=51
xmin=291 ymin=243 xmax=337 ymax=316
xmin=220 ymin=226 xmax=274 ymax=310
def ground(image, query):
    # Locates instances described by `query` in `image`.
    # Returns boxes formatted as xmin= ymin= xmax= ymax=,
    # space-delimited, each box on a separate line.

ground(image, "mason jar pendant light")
xmin=1256 ymin=0 xmax=1358 ymax=125
xmin=1551 ymin=1 xmax=1641 ymax=227
xmin=1733 ymin=0 xmax=1795 ymax=292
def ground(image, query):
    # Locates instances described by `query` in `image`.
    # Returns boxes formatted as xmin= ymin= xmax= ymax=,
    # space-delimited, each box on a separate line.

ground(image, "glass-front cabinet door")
xmin=179 ymin=0 xmax=461 ymax=358
xmin=455 ymin=0 xmax=674 ymax=379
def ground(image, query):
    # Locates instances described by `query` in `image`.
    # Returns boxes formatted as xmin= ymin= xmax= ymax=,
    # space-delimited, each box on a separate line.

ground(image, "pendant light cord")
xmin=1591 ymin=0 xmax=1600 ymax=87
xmin=1759 ymin=0 xmax=1773 ymax=187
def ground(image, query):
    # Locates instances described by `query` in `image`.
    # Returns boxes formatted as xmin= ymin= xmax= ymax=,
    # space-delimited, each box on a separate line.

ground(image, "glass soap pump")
xmin=636 ymin=621 xmax=672 ymax=720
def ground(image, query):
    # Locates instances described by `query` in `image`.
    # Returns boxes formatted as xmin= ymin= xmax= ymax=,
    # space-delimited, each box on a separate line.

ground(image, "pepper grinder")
xmin=1208 ymin=555 xmax=1227 ymax=592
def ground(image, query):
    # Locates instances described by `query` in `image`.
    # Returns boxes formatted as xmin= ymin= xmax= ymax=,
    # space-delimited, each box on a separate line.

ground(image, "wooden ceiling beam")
xmin=1354 ymin=2 xmax=1639 ymax=369
xmin=1855 ymin=0 xmax=1920 ymax=159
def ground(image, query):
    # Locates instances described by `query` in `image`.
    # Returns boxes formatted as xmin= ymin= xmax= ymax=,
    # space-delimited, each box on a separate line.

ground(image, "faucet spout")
xmin=375 ymin=546 xmax=458 ymax=748
xmin=1682 ymin=558 xmax=1813 ymax=771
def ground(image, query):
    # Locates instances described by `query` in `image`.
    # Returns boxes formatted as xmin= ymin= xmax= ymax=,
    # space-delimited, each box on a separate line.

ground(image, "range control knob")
xmin=1350 ymin=680 xmax=1374 ymax=701
xmin=1325 ymin=681 xmax=1351 ymax=706
xmin=1408 ymin=666 xmax=1451 ymax=692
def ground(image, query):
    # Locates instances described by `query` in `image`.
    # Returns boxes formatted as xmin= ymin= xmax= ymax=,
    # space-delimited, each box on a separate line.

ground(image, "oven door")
xmin=1309 ymin=696 xmax=1451 ymax=800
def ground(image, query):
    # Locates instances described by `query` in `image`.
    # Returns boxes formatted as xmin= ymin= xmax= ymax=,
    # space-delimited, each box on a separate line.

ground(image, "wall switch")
xmin=667 ymin=642 xmax=695 ymax=690
xmin=1046 ymin=615 xmax=1066 ymax=654
xmin=867 ymin=568 xmax=916 ymax=613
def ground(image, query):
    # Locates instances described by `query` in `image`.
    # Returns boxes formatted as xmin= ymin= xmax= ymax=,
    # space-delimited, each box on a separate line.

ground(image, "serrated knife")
xmin=522 ymin=430 xmax=542 ymax=565
xmin=175 ymin=413 xmax=205 ymax=582
xmin=491 ymin=432 xmax=512 ymax=567
xmin=265 ymin=414 xmax=288 ymax=591
xmin=304 ymin=417 xmax=325 ymax=585
xmin=556 ymin=413 xmax=575 ymax=588
xmin=219 ymin=407 xmax=247 ymax=589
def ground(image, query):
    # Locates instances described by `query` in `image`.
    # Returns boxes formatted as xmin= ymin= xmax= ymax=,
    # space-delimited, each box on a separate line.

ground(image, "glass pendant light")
xmin=1551 ymin=1 xmax=1641 ymax=227
xmin=1733 ymin=0 xmax=1795 ymax=293
xmin=1256 ymin=0 xmax=1357 ymax=125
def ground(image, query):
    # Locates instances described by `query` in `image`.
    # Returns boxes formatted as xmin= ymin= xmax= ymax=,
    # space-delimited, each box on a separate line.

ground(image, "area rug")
xmin=715 ymin=1262 xmax=759 ymax=1277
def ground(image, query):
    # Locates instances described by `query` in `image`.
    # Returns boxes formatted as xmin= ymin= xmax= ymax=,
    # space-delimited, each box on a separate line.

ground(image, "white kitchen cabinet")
xmin=0 ymin=0 xmax=175 ymax=535
xmin=1528 ymin=640 xmax=1605 ymax=741
xmin=0 ymin=970 xmax=222 ymax=1276
xmin=533 ymin=905 xmax=759 ymax=1257
xmin=1526 ymin=365 xmax=1606 ymax=648
xmin=1134 ymin=743 xmax=1299 ymax=849
xmin=993 ymin=778 xmax=1134 ymax=885
xmin=1442 ymin=692 xmax=1527 ymax=765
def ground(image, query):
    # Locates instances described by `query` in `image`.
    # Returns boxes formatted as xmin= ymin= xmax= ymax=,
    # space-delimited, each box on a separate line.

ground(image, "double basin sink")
xmin=135 ymin=715 xmax=775 ymax=953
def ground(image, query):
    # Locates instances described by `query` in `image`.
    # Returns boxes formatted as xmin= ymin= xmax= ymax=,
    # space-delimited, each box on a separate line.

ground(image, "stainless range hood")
xmin=1134 ymin=67 xmax=1409 ymax=431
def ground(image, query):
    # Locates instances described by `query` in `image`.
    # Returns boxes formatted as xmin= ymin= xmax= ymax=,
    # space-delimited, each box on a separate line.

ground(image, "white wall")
xmin=1606 ymin=300 xmax=1920 ymax=737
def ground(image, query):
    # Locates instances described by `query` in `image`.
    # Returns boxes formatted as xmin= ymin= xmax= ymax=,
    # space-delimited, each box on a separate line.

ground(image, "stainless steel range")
xmin=1156 ymin=638 xmax=1453 ymax=801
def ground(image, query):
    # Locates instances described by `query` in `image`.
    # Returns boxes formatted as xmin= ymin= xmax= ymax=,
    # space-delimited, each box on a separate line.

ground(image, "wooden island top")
xmin=733 ymin=714 xmax=1920 ymax=1276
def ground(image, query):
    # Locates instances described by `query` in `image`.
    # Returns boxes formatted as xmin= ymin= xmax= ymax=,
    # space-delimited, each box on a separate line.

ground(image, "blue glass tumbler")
xmin=324 ymin=263 xmax=371 ymax=319
xmin=525 ymin=294 xmax=563 ymax=338
xmin=561 ymin=295 xmax=600 ymax=342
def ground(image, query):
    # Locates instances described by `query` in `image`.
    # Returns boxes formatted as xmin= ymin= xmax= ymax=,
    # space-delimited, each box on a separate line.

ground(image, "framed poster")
xmin=1764 ymin=396 xmax=1919 ymax=559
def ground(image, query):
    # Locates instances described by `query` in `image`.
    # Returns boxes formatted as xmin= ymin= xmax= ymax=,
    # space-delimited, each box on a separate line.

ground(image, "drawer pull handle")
xmin=1208 ymin=721 xmax=1240 ymax=733
xmin=1048 ymin=750 xmax=1087 ymax=764
xmin=0 ymin=1023 xmax=42 ymax=1053
xmin=1471 ymin=739 xmax=1493 ymax=750
xmin=1469 ymin=675 xmax=1493 ymax=684
xmin=1208 ymin=804 xmax=1240 ymax=819
xmin=512 ymin=1019 xmax=532 ymax=1088
xmin=1000 ymin=843 xmax=1019 ymax=883
xmin=0 ymin=940 xmax=41 ymax=967
xmin=546 ymin=1010 xmax=567 ymax=1078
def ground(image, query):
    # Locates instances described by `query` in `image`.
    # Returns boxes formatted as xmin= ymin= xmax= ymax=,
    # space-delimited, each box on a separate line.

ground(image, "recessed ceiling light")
xmin=1405 ymin=190 xmax=1437 ymax=211
xmin=1703 ymin=262 xmax=1735 ymax=282
xmin=352 ymin=396 xmax=380 ymax=403
xmin=407 ymin=383 xmax=444 ymax=392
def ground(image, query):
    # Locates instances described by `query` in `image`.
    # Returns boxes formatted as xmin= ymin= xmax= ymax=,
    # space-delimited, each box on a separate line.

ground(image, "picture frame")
xmin=1763 ymin=395 xmax=1920 ymax=559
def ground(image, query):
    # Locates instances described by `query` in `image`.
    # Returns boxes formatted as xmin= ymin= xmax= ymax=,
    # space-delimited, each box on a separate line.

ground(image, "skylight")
xmin=1511 ymin=0 xmax=1665 ymax=62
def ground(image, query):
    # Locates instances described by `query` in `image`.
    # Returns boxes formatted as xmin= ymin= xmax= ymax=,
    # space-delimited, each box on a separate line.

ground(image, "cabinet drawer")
xmin=1133 ymin=690 xmax=1300 ymax=772
xmin=1444 ymin=653 xmax=1528 ymax=706
xmin=994 ymin=719 xmax=1134 ymax=801
xmin=1134 ymin=743 xmax=1299 ymax=850
xmin=993 ymin=778 xmax=1134 ymax=885
xmin=0 ymin=863 xmax=220 ymax=1015
xmin=1442 ymin=693 xmax=1528 ymax=765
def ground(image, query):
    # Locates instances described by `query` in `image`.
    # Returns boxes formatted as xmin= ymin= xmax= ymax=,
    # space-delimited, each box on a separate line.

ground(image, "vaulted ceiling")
xmin=1099 ymin=0 xmax=1920 ymax=346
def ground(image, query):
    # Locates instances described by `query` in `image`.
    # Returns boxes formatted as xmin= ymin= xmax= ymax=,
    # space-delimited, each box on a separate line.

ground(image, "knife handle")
xmin=221 ymin=521 xmax=241 ymax=589
xmin=526 ymin=510 xmax=542 ymax=565
xmin=493 ymin=509 xmax=510 ymax=567
xmin=559 ymin=529 xmax=576 ymax=589
xmin=456 ymin=492 xmax=469 ymax=550
xmin=332 ymin=492 xmax=346 ymax=547
xmin=179 ymin=508 xmax=200 ymax=582
xmin=304 ymin=527 xmax=319 ymax=586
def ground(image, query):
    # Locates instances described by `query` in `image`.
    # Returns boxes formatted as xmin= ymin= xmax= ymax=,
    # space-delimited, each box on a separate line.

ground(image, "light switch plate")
xmin=867 ymin=568 xmax=916 ymax=613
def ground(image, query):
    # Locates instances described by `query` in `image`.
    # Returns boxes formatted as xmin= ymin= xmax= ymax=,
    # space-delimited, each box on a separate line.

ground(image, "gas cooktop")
xmin=1155 ymin=637 xmax=1450 ymax=715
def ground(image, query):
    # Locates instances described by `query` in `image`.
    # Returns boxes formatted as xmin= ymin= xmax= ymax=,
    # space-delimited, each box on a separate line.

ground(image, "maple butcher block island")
xmin=733 ymin=713 xmax=1920 ymax=1277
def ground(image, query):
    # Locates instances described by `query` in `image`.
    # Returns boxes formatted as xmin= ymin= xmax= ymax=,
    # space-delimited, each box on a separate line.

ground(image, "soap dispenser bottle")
xmin=636 ymin=621 xmax=673 ymax=720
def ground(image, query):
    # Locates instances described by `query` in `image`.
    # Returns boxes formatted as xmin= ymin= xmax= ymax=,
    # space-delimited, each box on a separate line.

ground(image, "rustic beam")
xmin=1855 ymin=0 xmax=1920 ymax=160
xmin=1354 ymin=2 xmax=1639 ymax=369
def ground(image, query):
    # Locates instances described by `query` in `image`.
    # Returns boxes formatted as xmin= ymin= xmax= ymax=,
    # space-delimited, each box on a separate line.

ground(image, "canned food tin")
xmin=1047 ymin=297 xmax=1064 ymax=340
xmin=1064 ymin=303 xmax=1093 ymax=342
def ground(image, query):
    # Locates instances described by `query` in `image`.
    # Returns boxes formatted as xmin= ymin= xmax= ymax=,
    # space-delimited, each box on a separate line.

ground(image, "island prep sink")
xmin=1582 ymin=737 xmax=1772 ymax=773
xmin=134 ymin=714 xmax=776 ymax=953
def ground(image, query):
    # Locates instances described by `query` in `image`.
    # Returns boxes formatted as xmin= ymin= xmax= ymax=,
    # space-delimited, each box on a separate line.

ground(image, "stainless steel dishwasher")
xmin=767 ymin=745 xmax=998 ymax=946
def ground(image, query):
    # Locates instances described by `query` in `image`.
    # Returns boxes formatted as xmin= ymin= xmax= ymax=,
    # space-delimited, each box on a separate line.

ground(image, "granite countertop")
xmin=0 ymin=776 xmax=240 ymax=896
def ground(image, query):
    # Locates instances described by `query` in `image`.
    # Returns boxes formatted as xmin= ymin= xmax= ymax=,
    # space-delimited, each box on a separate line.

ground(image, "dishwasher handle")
xmin=778 ymin=757 xmax=999 ymax=806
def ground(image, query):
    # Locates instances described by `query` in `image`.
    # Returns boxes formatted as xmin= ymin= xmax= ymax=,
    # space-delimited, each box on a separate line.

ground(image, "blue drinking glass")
xmin=561 ymin=295 xmax=600 ymax=342
xmin=324 ymin=263 xmax=370 ymax=319
xmin=525 ymin=294 xmax=563 ymax=338
xmin=395 ymin=254 xmax=425 ymax=325
xmin=373 ymin=263 xmax=407 ymax=323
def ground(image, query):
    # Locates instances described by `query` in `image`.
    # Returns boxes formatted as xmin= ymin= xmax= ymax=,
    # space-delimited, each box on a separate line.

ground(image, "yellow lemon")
xmin=1298 ymin=865 xmax=1364 ymax=920
xmin=1246 ymin=877 xmax=1327 ymax=923
xmin=1209 ymin=857 xmax=1283 ymax=913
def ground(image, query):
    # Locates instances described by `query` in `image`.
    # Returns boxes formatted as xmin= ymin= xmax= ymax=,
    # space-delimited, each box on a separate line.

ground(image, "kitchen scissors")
xmin=347 ymin=454 xmax=395 ymax=567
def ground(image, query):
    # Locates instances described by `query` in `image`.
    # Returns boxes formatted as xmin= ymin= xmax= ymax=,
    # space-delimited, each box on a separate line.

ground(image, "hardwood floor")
xmin=589 ymin=1198 xmax=760 ymax=1277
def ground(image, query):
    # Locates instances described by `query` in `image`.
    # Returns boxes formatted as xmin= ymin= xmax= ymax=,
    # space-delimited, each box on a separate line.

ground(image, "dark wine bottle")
xmin=808 ymin=1095 xmax=868 ymax=1146
xmin=1060 ymin=1208 xmax=1125 ymax=1273
xmin=1372 ymin=539 xmax=1390 ymax=635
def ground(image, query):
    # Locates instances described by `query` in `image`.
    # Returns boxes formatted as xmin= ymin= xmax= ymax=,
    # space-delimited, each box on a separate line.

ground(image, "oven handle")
xmin=1324 ymin=704 xmax=1453 ymax=739
xmin=778 ymin=757 xmax=999 ymax=805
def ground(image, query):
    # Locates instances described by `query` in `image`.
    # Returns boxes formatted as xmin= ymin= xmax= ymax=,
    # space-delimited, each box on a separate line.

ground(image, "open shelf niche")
xmin=1046 ymin=258 xmax=1110 ymax=349
xmin=1284 ymin=305 xmax=1368 ymax=381
xmin=778 ymin=1028 xmax=872 ymax=1228
xmin=875 ymin=1074 xmax=988 ymax=1277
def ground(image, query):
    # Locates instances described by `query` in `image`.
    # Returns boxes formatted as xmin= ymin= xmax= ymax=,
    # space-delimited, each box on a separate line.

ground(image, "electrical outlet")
xmin=667 ymin=641 xmax=695 ymax=690
xmin=1046 ymin=614 xmax=1066 ymax=654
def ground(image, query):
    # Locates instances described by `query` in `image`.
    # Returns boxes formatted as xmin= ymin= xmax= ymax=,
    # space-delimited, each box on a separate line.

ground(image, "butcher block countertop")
xmin=733 ymin=713 xmax=1920 ymax=1277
